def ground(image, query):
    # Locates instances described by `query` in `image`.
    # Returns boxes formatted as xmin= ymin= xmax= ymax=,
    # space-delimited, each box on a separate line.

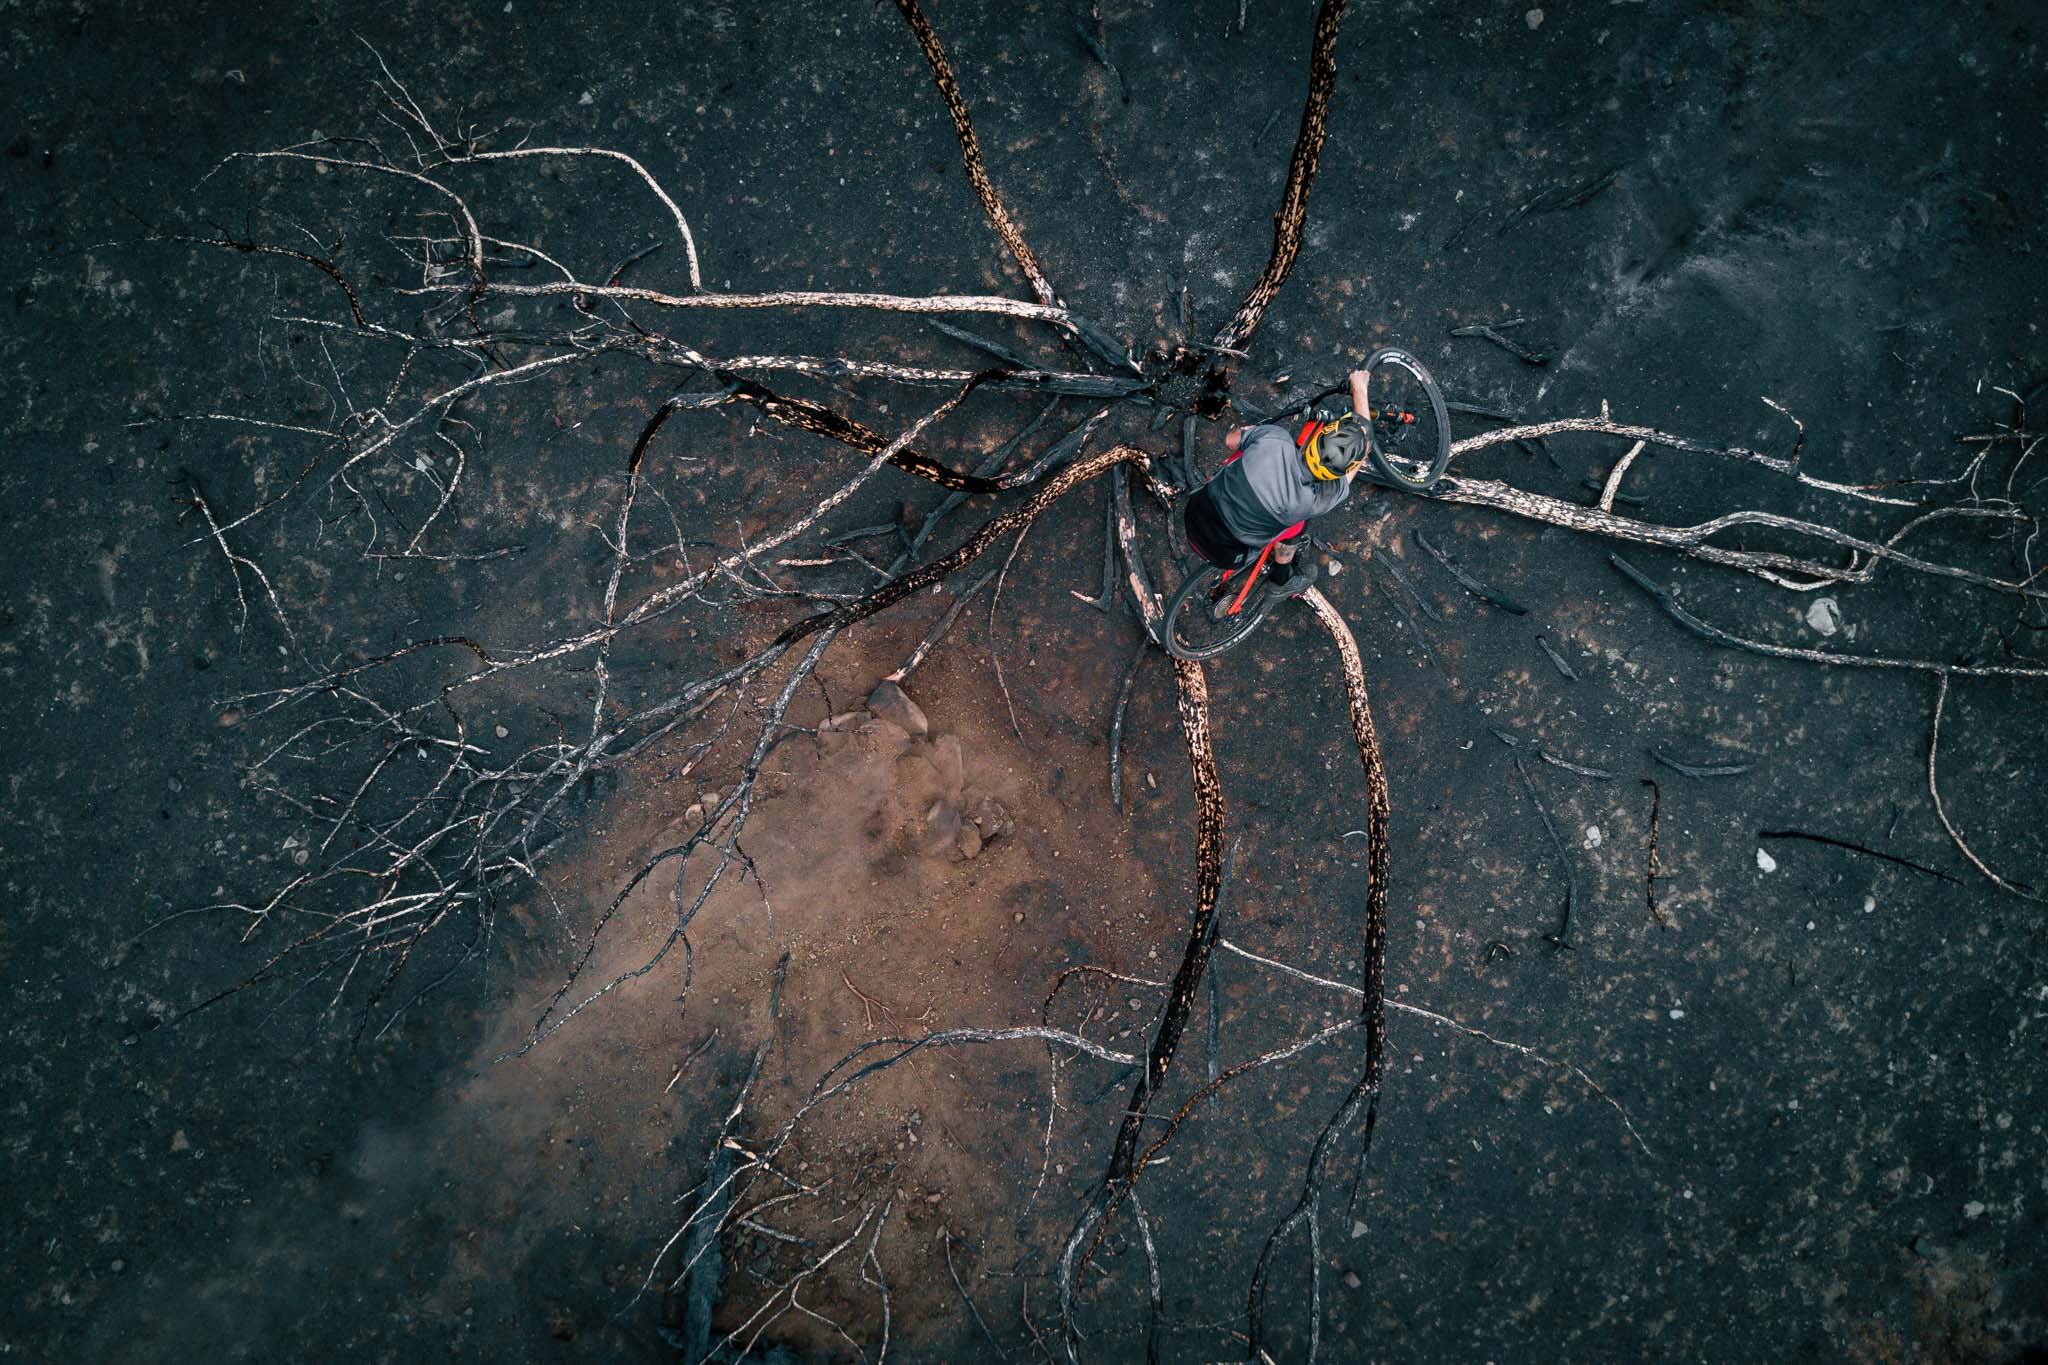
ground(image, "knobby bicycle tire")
xmin=1164 ymin=562 xmax=1276 ymax=661
xmin=1361 ymin=347 xmax=1451 ymax=492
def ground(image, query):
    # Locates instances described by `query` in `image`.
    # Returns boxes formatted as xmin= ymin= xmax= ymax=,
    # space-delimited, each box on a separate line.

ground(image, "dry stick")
xmin=159 ymin=232 xmax=368 ymax=327
xmin=1213 ymin=939 xmax=1652 ymax=1153
xmin=717 ymin=374 xmax=1007 ymax=493
xmin=1112 ymin=463 xmax=1166 ymax=643
xmin=1755 ymin=830 xmax=1961 ymax=885
xmin=929 ymin=317 xmax=1037 ymax=370
xmin=1512 ymin=753 xmax=1576 ymax=950
xmin=1540 ymin=749 xmax=1617 ymax=780
xmin=1208 ymin=837 xmax=1245 ymax=1116
xmin=1443 ymin=469 xmax=2032 ymax=596
xmin=1446 ymin=406 xmax=1930 ymax=511
xmin=943 ymin=1232 xmax=1010 ymax=1362
xmin=704 ymin=372 xmax=1118 ymax=499
xmin=1244 ymin=587 xmax=1390 ymax=1361
xmin=1609 ymin=554 xmax=2048 ymax=682
xmin=888 ymin=565 xmax=1000 ymax=685
xmin=1650 ymin=748 xmax=1750 ymax=779
xmin=990 ymin=525 xmax=1036 ymax=742
xmin=1070 ymin=486 xmax=1119 ymax=613
xmin=1108 ymin=636 xmax=1148 ymax=814
xmin=1211 ymin=0 xmax=1350 ymax=354
xmin=1536 ymin=635 xmax=1578 ymax=680
xmin=1642 ymin=778 xmax=1667 ymax=926
xmin=1131 ymin=1190 xmax=1164 ymax=1363
xmin=215 ymin=148 xmax=486 ymax=289
xmin=443 ymin=145 xmax=704 ymax=289
xmin=1413 ymin=528 xmax=1528 ymax=614
xmin=1927 ymin=672 xmax=2041 ymax=900
xmin=892 ymin=0 xmax=1059 ymax=309
xmin=1599 ymin=439 xmax=1648 ymax=513
xmin=403 ymin=277 xmax=1133 ymax=366
xmin=1375 ymin=553 xmax=1443 ymax=623
xmin=860 ymin=1205 xmax=894 ymax=1365
xmin=717 ymin=353 xmax=1141 ymax=397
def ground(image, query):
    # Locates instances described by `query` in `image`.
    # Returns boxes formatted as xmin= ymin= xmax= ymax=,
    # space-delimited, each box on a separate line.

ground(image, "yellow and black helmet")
xmin=1302 ymin=412 xmax=1367 ymax=481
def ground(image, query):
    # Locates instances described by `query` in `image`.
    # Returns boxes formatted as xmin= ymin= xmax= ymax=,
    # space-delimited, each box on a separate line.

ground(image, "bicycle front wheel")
xmin=1164 ymin=563 xmax=1275 ymax=661
xmin=1361 ymin=347 xmax=1451 ymax=492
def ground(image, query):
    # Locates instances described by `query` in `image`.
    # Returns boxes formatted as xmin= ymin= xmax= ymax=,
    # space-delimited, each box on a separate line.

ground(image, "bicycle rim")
xmin=1362 ymin=347 xmax=1451 ymax=492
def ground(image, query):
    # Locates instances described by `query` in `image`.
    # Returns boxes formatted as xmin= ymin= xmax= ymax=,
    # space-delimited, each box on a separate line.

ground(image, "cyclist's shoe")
xmin=1263 ymin=560 xmax=1318 ymax=605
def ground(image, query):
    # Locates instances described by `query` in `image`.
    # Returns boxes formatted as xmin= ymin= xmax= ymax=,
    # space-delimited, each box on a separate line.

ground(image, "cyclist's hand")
xmin=1347 ymin=368 xmax=1371 ymax=420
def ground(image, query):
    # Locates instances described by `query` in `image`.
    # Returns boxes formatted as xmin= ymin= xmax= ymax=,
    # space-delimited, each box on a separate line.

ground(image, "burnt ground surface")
xmin=4 ymin=0 xmax=2048 ymax=1361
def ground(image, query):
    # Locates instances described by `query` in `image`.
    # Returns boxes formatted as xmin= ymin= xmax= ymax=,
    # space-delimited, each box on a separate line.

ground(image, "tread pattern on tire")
xmin=1164 ymin=563 xmax=1275 ymax=661
xmin=1361 ymin=347 xmax=1451 ymax=492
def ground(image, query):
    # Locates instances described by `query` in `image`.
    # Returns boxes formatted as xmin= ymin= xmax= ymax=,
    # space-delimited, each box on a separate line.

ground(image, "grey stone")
xmin=972 ymin=795 xmax=1013 ymax=841
xmin=867 ymin=679 xmax=928 ymax=736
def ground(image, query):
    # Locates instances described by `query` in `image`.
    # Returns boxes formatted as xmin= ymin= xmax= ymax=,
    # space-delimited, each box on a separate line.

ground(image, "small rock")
xmin=683 ymin=803 xmax=704 ymax=825
xmin=1524 ymin=7 xmax=1544 ymax=28
xmin=957 ymin=824 xmax=983 ymax=860
xmin=1805 ymin=597 xmax=1843 ymax=636
xmin=545 ymin=1306 xmax=576 ymax=1340
xmin=1012 ymin=911 xmax=1025 ymax=924
xmin=1343 ymin=1269 xmax=1363 ymax=1289
xmin=821 ymin=711 xmax=865 ymax=732
xmin=1962 ymin=1200 xmax=1986 ymax=1219
xmin=972 ymin=796 xmax=1013 ymax=841
xmin=170 ymin=1130 xmax=190 ymax=1153
xmin=699 ymin=789 xmax=721 ymax=810
xmin=1756 ymin=847 xmax=1778 ymax=873
xmin=1582 ymin=824 xmax=1603 ymax=850
xmin=930 ymin=734 xmax=965 ymax=794
xmin=110 ymin=1258 xmax=126 ymax=1274
xmin=1350 ymin=1220 xmax=1368 ymax=1239
xmin=494 ymin=724 xmax=509 ymax=739
xmin=867 ymin=679 xmax=929 ymax=736
xmin=925 ymin=1191 xmax=943 ymax=1204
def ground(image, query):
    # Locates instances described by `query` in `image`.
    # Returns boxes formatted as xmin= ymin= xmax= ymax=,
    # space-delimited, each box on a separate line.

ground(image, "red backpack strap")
xmin=1295 ymin=420 xmax=1321 ymax=448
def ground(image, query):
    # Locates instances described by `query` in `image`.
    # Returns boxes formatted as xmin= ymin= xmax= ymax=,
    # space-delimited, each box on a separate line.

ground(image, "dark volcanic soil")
xmin=4 ymin=1 xmax=2046 ymax=1362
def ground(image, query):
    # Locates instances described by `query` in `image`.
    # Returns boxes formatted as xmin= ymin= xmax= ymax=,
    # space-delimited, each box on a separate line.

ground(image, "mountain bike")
xmin=1162 ymin=347 xmax=1449 ymax=661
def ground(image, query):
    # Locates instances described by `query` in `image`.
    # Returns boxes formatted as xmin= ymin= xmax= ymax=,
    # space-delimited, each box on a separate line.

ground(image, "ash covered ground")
xmin=3 ymin=1 xmax=2046 ymax=1361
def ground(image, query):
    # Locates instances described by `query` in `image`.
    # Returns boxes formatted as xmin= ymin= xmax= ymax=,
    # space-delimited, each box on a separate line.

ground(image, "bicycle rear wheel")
xmin=1164 ymin=563 xmax=1276 ymax=661
xmin=1361 ymin=347 xmax=1451 ymax=492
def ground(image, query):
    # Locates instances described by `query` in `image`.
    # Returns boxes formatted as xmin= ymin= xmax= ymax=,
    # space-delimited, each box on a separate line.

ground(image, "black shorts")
xmin=1183 ymin=485 xmax=1257 ymax=569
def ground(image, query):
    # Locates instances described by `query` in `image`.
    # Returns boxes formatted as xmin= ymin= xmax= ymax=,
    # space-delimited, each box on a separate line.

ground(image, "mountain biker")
xmin=1181 ymin=368 xmax=1373 ymax=600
